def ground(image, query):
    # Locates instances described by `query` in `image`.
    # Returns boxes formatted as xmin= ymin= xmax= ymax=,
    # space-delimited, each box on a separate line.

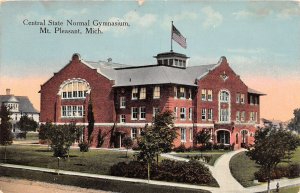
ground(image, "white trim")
xmin=196 ymin=56 xmax=225 ymax=80
xmin=39 ymin=122 xmax=216 ymax=127
xmin=57 ymin=78 xmax=91 ymax=96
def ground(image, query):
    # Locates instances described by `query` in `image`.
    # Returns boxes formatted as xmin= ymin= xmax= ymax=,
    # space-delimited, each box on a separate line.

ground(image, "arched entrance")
xmin=241 ymin=130 xmax=248 ymax=148
xmin=216 ymin=130 xmax=230 ymax=144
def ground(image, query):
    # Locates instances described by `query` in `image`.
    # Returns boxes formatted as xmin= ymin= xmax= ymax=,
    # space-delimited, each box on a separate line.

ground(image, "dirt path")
xmin=0 ymin=177 xmax=112 ymax=193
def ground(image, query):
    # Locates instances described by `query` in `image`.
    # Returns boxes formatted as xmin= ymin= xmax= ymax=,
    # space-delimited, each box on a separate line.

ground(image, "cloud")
xmin=161 ymin=11 xmax=198 ymax=29
xmin=56 ymin=8 xmax=88 ymax=17
xmin=277 ymin=7 xmax=300 ymax=19
xmin=233 ymin=2 xmax=300 ymax=20
xmin=227 ymin=48 xmax=266 ymax=54
xmin=124 ymin=11 xmax=156 ymax=28
xmin=97 ymin=11 xmax=156 ymax=35
xmin=201 ymin=6 xmax=223 ymax=29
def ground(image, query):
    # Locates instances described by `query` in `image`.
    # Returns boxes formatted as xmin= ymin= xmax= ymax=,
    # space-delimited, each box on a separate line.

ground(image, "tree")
xmin=0 ymin=104 xmax=13 ymax=162
xmin=246 ymin=127 xmax=300 ymax=193
xmin=122 ymin=136 xmax=133 ymax=158
xmin=288 ymin=108 xmax=300 ymax=133
xmin=136 ymin=110 xmax=177 ymax=180
xmin=196 ymin=129 xmax=211 ymax=149
xmin=87 ymin=98 xmax=95 ymax=145
xmin=17 ymin=114 xmax=38 ymax=138
xmin=45 ymin=123 xmax=80 ymax=157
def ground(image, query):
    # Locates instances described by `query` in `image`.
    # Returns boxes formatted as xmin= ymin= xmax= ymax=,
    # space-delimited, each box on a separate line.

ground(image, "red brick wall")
xmin=40 ymin=55 xmax=115 ymax=124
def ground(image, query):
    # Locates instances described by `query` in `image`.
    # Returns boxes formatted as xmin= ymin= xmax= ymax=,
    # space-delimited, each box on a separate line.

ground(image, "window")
xmin=72 ymin=106 xmax=77 ymax=116
xmin=179 ymin=87 xmax=186 ymax=99
xmin=250 ymin=95 xmax=254 ymax=105
xmin=189 ymin=128 xmax=193 ymax=142
xmin=61 ymin=79 xmax=89 ymax=99
xmin=255 ymin=112 xmax=258 ymax=122
xmin=201 ymin=89 xmax=206 ymax=101
xmin=250 ymin=112 xmax=255 ymax=121
xmin=236 ymin=111 xmax=240 ymax=121
xmin=208 ymin=109 xmax=213 ymax=121
xmin=131 ymin=128 xmax=137 ymax=139
xmin=153 ymin=86 xmax=160 ymax=99
xmin=153 ymin=107 xmax=159 ymax=117
xmin=174 ymin=107 xmax=178 ymax=119
xmin=120 ymin=97 xmax=126 ymax=108
xmin=62 ymin=106 xmax=67 ymax=117
xmin=120 ymin=115 xmax=126 ymax=123
xmin=220 ymin=108 xmax=229 ymax=122
xmin=181 ymin=128 xmax=186 ymax=142
xmin=140 ymin=87 xmax=146 ymax=99
xmin=174 ymin=86 xmax=178 ymax=98
xmin=220 ymin=91 xmax=229 ymax=102
xmin=78 ymin=106 xmax=83 ymax=117
xmin=207 ymin=90 xmax=212 ymax=101
xmin=188 ymin=89 xmax=192 ymax=99
xmin=140 ymin=107 xmax=146 ymax=120
xmin=241 ymin=111 xmax=245 ymax=122
xmin=236 ymin=93 xmax=240 ymax=103
xmin=202 ymin=109 xmax=206 ymax=121
xmin=132 ymin=87 xmax=138 ymax=100
xmin=61 ymin=105 xmax=84 ymax=118
xmin=189 ymin=108 xmax=193 ymax=120
xmin=131 ymin=107 xmax=138 ymax=120
xmin=254 ymin=96 xmax=258 ymax=105
xmin=241 ymin=94 xmax=245 ymax=104
xmin=180 ymin=107 xmax=186 ymax=120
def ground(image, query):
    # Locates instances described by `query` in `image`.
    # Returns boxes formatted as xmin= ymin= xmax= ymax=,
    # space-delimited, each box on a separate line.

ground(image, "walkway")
xmin=0 ymin=163 xmax=219 ymax=193
xmin=162 ymin=150 xmax=300 ymax=193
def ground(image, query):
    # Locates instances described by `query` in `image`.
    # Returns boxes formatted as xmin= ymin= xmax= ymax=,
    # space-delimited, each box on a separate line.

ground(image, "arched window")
xmin=220 ymin=91 xmax=229 ymax=102
xmin=219 ymin=90 xmax=231 ymax=122
xmin=59 ymin=79 xmax=90 ymax=99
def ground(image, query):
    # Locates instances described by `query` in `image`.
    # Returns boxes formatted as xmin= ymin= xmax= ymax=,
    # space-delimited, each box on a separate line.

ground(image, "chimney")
xmin=6 ymin=88 xmax=11 ymax=95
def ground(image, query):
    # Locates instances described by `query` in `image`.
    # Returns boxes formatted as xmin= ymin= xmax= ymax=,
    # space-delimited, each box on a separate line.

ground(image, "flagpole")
xmin=171 ymin=21 xmax=173 ymax=52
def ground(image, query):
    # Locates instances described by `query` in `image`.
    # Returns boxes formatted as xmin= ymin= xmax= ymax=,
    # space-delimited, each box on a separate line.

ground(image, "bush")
xmin=288 ymin=164 xmax=300 ymax=178
xmin=110 ymin=159 xmax=214 ymax=185
xmin=79 ymin=142 xmax=89 ymax=152
xmin=255 ymin=164 xmax=300 ymax=182
xmin=111 ymin=161 xmax=149 ymax=178
xmin=173 ymin=143 xmax=186 ymax=152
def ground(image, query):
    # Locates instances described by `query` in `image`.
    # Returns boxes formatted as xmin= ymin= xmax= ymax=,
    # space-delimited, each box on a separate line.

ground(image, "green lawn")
xmin=229 ymin=151 xmax=260 ymax=187
xmin=172 ymin=150 xmax=230 ymax=166
xmin=274 ymin=186 xmax=300 ymax=193
xmin=0 ymin=144 xmax=134 ymax=175
xmin=230 ymin=147 xmax=300 ymax=187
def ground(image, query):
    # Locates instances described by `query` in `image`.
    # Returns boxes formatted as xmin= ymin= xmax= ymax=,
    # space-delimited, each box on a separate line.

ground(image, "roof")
xmin=154 ymin=51 xmax=189 ymax=59
xmin=86 ymin=60 xmax=217 ymax=87
xmin=248 ymin=88 xmax=266 ymax=95
xmin=0 ymin=95 xmax=39 ymax=113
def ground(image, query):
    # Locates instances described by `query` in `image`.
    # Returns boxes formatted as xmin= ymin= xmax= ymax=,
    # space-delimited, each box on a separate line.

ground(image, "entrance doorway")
xmin=217 ymin=130 xmax=230 ymax=144
xmin=241 ymin=130 xmax=248 ymax=148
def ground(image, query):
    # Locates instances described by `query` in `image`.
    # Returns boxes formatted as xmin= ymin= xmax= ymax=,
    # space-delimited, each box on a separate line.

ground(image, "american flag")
xmin=172 ymin=25 xmax=187 ymax=49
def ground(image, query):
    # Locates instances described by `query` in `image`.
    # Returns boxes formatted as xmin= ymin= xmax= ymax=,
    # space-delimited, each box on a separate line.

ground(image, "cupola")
xmin=154 ymin=51 xmax=189 ymax=69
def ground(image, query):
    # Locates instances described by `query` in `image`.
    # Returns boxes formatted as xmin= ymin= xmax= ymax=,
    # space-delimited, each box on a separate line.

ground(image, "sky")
xmin=0 ymin=0 xmax=300 ymax=121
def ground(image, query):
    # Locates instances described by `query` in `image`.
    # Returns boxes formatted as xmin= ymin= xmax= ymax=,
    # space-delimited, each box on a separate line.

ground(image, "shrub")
xmin=79 ymin=142 xmax=89 ymax=152
xmin=205 ymin=142 xmax=213 ymax=150
xmin=255 ymin=164 xmax=300 ymax=182
xmin=173 ymin=143 xmax=186 ymax=152
xmin=110 ymin=159 xmax=214 ymax=185
xmin=111 ymin=161 xmax=149 ymax=178
xmin=288 ymin=164 xmax=300 ymax=178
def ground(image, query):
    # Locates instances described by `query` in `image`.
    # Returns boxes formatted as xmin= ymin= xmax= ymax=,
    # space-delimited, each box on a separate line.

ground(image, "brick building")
xmin=40 ymin=52 xmax=264 ymax=149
